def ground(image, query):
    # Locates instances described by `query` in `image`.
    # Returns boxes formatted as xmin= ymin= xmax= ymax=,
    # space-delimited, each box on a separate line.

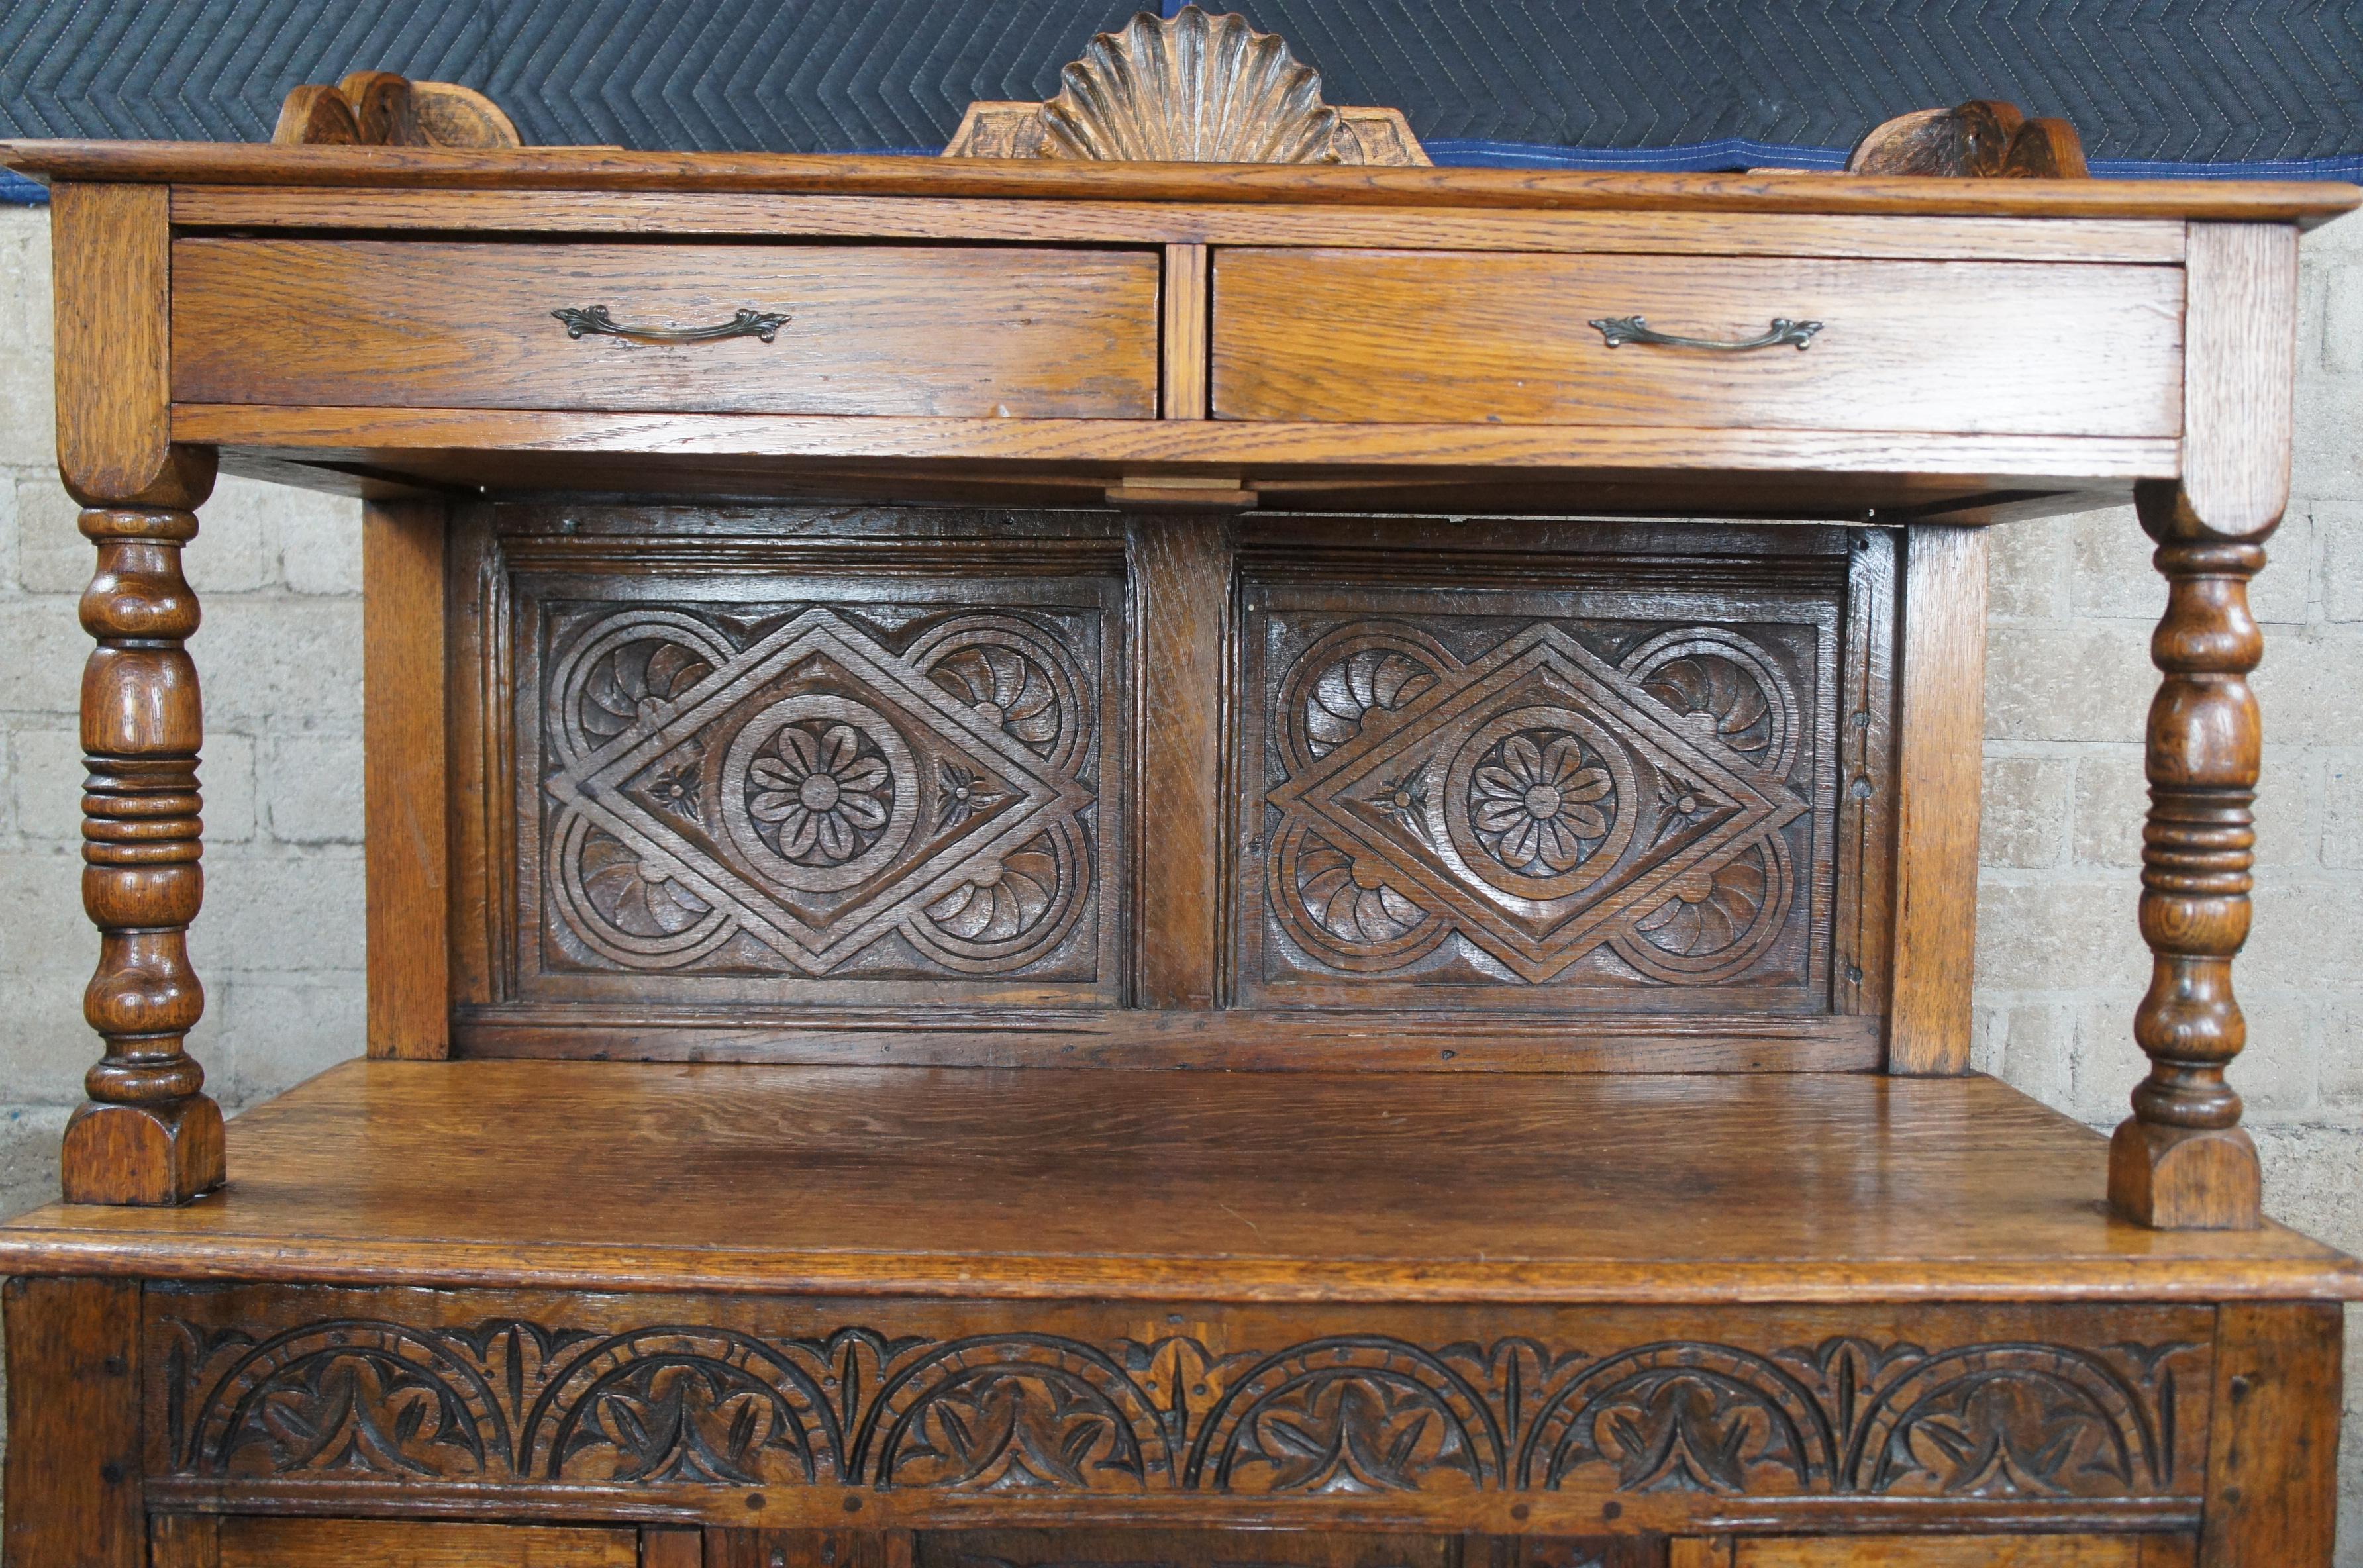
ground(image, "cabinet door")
xmin=153 ymin=1515 xmax=642 ymax=1568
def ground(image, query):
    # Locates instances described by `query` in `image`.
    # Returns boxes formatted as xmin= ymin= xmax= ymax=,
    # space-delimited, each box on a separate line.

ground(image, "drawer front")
xmin=1723 ymin=1536 xmax=2168 ymax=1567
xmin=918 ymin=1530 xmax=1458 ymax=1568
xmin=172 ymin=239 xmax=1161 ymax=417
xmin=1211 ymin=248 xmax=2182 ymax=436
xmin=158 ymin=1516 xmax=638 ymax=1568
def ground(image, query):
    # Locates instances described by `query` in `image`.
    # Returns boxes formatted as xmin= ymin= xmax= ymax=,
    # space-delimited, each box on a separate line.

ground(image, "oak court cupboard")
xmin=2 ymin=11 xmax=2358 ymax=1567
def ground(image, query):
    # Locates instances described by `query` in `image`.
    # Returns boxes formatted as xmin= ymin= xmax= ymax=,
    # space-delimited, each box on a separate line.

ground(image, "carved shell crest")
xmin=1040 ymin=7 xmax=1350 ymax=164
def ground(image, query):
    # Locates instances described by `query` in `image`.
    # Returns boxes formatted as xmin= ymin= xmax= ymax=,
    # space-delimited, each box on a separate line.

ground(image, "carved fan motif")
xmin=943 ymin=8 xmax=1429 ymax=164
xmin=1043 ymin=7 xmax=1344 ymax=164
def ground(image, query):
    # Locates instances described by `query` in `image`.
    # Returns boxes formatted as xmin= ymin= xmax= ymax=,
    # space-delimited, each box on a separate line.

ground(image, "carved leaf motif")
xmin=1040 ymin=7 xmax=1348 ymax=164
xmin=560 ymin=1355 xmax=819 ymax=1485
xmin=1307 ymin=648 xmax=1438 ymax=758
xmin=1634 ymin=842 xmax=1769 ymax=956
xmin=927 ymin=836 xmax=1060 ymax=943
xmin=1642 ymin=654 xmax=1774 ymax=760
xmin=165 ymin=1310 xmax=2193 ymax=1505
xmin=1294 ymin=832 xmax=1427 ymax=945
xmin=581 ymin=638 xmax=713 ymax=742
xmin=932 ymin=644 xmax=1062 ymax=754
xmin=578 ymin=824 xmax=713 ymax=938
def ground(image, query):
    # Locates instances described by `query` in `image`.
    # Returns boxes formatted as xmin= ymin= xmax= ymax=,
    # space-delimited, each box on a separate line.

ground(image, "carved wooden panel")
xmin=479 ymin=507 xmax=1125 ymax=1009
xmin=1237 ymin=530 xmax=1872 ymax=1011
xmin=146 ymin=1287 xmax=2208 ymax=1521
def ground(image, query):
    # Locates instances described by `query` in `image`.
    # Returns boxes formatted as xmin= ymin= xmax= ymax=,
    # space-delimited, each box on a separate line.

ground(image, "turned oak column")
xmin=2108 ymin=223 xmax=2299 ymax=1230
xmin=50 ymin=181 xmax=225 ymax=1204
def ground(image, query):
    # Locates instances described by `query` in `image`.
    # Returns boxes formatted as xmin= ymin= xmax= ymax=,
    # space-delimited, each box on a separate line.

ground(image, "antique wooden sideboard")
xmin=5 ymin=13 xmax=2361 ymax=1568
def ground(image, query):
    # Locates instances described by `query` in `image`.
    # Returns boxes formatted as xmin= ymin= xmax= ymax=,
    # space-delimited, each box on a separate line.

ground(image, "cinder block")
xmin=210 ymin=971 xmax=365 ymax=1112
xmin=8 ymin=725 xmax=84 ymax=844
xmin=0 ymin=1104 xmax=72 ymax=1225
xmin=2321 ymin=257 xmax=2363 ymax=377
xmin=2323 ymin=501 xmax=2363 ymax=622
xmin=187 ymin=847 xmax=366 ymax=974
xmin=2247 ymin=876 xmax=2363 ymax=991
xmin=2327 ymin=749 xmax=2363 ymax=869
xmin=2066 ymin=505 xmax=2156 ymax=622
xmin=2225 ymin=991 xmax=2321 ymax=1122
xmin=1984 ymin=622 xmax=2152 ymax=742
xmin=2070 ymin=999 xmax=2148 ymax=1128
xmin=2253 ymin=629 xmax=2363 ymax=748
xmin=1972 ymin=874 xmax=2146 ymax=993
xmin=179 ymin=477 xmax=277 ymax=595
xmin=11 ymin=473 xmax=86 ymax=595
xmin=2321 ymin=1002 xmax=2363 ymax=1111
xmin=2291 ymin=368 xmax=2363 ymax=501
xmin=1984 ymin=511 xmax=2068 ymax=621
xmin=276 ymin=491 xmax=365 ymax=595
xmin=2249 ymin=1124 xmax=2363 ymax=1259
xmin=0 ymin=207 xmax=52 ymax=354
xmin=262 ymin=729 xmax=364 ymax=844
xmin=0 ymin=594 xmax=88 ymax=716
xmin=2069 ymin=744 xmax=2145 ymax=868
xmin=1990 ymin=1001 xmax=2076 ymax=1112
xmin=188 ymin=597 xmax=363 ymax=728
xmin=202 ymin=730 xmax=259 ymax=845
xmin=1978 ymin=753 xmax=2069 ymax=867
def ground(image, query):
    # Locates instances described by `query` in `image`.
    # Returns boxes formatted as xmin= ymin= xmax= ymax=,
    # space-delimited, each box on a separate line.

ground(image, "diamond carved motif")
xmin=543 ymin=605 xmax=1098 ymax=979
xmin=1267 ymin=620 xmax=1809 ymax=985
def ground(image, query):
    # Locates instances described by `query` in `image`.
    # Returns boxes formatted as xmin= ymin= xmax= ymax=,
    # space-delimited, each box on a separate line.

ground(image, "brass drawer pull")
xmin=1588 ymin=315 xmax=1823 ymax=351
xmin=552 ymin=305 xmax=791 ymax=344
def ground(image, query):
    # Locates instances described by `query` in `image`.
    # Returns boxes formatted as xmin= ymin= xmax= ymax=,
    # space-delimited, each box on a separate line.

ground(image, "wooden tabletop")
xmin=1 ymin=142 xmax=2356 ymax=224
xmin=1 ymin=1061 xmax=2352 ymax=1303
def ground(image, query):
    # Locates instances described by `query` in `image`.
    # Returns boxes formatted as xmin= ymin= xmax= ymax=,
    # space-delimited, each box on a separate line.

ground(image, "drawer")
xmin=156 ymin=1515 xmax=639 ymax=1567
xmin=172 ymin=239 xmax=1161 ymax=417
xmin=1210 ymin=248 xmax=2182 ymax=437
xmin=917 ymin=1530 xmax=1456 ymax=1568
xmin=1710 ymin=1535 xmax=2174 ymax=1567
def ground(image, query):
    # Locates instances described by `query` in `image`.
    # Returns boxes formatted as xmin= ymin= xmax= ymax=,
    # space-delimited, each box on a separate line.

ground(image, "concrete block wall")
xmin=0 ymin=197 xmax=2358 ymax=1555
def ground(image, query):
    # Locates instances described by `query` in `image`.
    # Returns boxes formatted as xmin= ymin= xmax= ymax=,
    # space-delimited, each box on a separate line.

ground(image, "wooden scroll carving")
xmin=1848 ymin=101 xmax=2089 ymax=177
xmin=945 ymin=7 xmax=1429 ymax=165
xmin=273 ymin=71 xmax=521 ymax=148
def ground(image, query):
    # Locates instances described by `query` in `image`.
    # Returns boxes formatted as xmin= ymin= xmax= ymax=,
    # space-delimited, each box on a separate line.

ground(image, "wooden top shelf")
xmin=3 ymin=140 xmax=2357 ymax=224
xmin=3 ymin=1061 xmax=2354 ymax=1303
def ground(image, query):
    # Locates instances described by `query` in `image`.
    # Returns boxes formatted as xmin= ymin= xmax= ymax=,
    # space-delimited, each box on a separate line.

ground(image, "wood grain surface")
xmin=2 ymin=1060 xmax=2356 ymax=1301
xmin=1887 ymin=526 xmax=1990 ymax=1073
xmin=1211 ymin=250 xmax=2182 ymax=438
xmin=2 ymin=1278 xmax=144 ymax=1568
xmin=172 ymin=240 xmax=1160 ymax=418
xmin=364 ymin=499 xmax=452 ymax=1059
xmin=7 ymin=142 xmax=2355 ymax=224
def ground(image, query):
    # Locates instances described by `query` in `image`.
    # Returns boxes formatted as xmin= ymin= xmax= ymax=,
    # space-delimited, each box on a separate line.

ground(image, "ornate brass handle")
xmin=551 ymin=305 xmax=791 ymax=344
xmin=1588 ymin=315 xmax=1823 ymax=351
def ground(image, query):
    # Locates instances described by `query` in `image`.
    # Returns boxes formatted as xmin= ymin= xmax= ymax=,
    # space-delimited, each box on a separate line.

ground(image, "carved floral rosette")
xmin=539 ymin=603 xmax=1099 ymax=982
xmin=154 ymin=1293 xmax=2204 ymax=1506
xmin=1264 ymin=618 xmax=1811 ymax=988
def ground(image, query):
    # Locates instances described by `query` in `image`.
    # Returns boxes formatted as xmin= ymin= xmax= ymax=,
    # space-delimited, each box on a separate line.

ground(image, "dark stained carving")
xmin=1847 ymin=100 xmax=2089 ymax=179
xmin=1246 ymin=606 xmax=1829 ymax=999
xmin=534 ymin=601 xmax=1105 ymax=985
xmin=159 ymin=1308 xmax=2196 ymax=1504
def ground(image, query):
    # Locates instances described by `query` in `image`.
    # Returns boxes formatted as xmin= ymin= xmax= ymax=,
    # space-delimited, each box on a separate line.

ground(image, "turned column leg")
xmin=2108 ymin=484 xmax=2268 ymax=1229
xmin=60 ymin=498 xmax=224 ymax=1204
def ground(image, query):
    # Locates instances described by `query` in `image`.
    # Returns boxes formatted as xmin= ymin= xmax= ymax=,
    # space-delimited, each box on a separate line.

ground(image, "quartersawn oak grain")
xmin=0 ymin=1061 xmax=2354 ymax=1303
xmin=172 ymin=240 xmax=1161 ymax=419
xmin=6 ymin=140 xmax=2357 ymax=224
xmin=1211 ymin=250 xmax=2183 ymax=438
